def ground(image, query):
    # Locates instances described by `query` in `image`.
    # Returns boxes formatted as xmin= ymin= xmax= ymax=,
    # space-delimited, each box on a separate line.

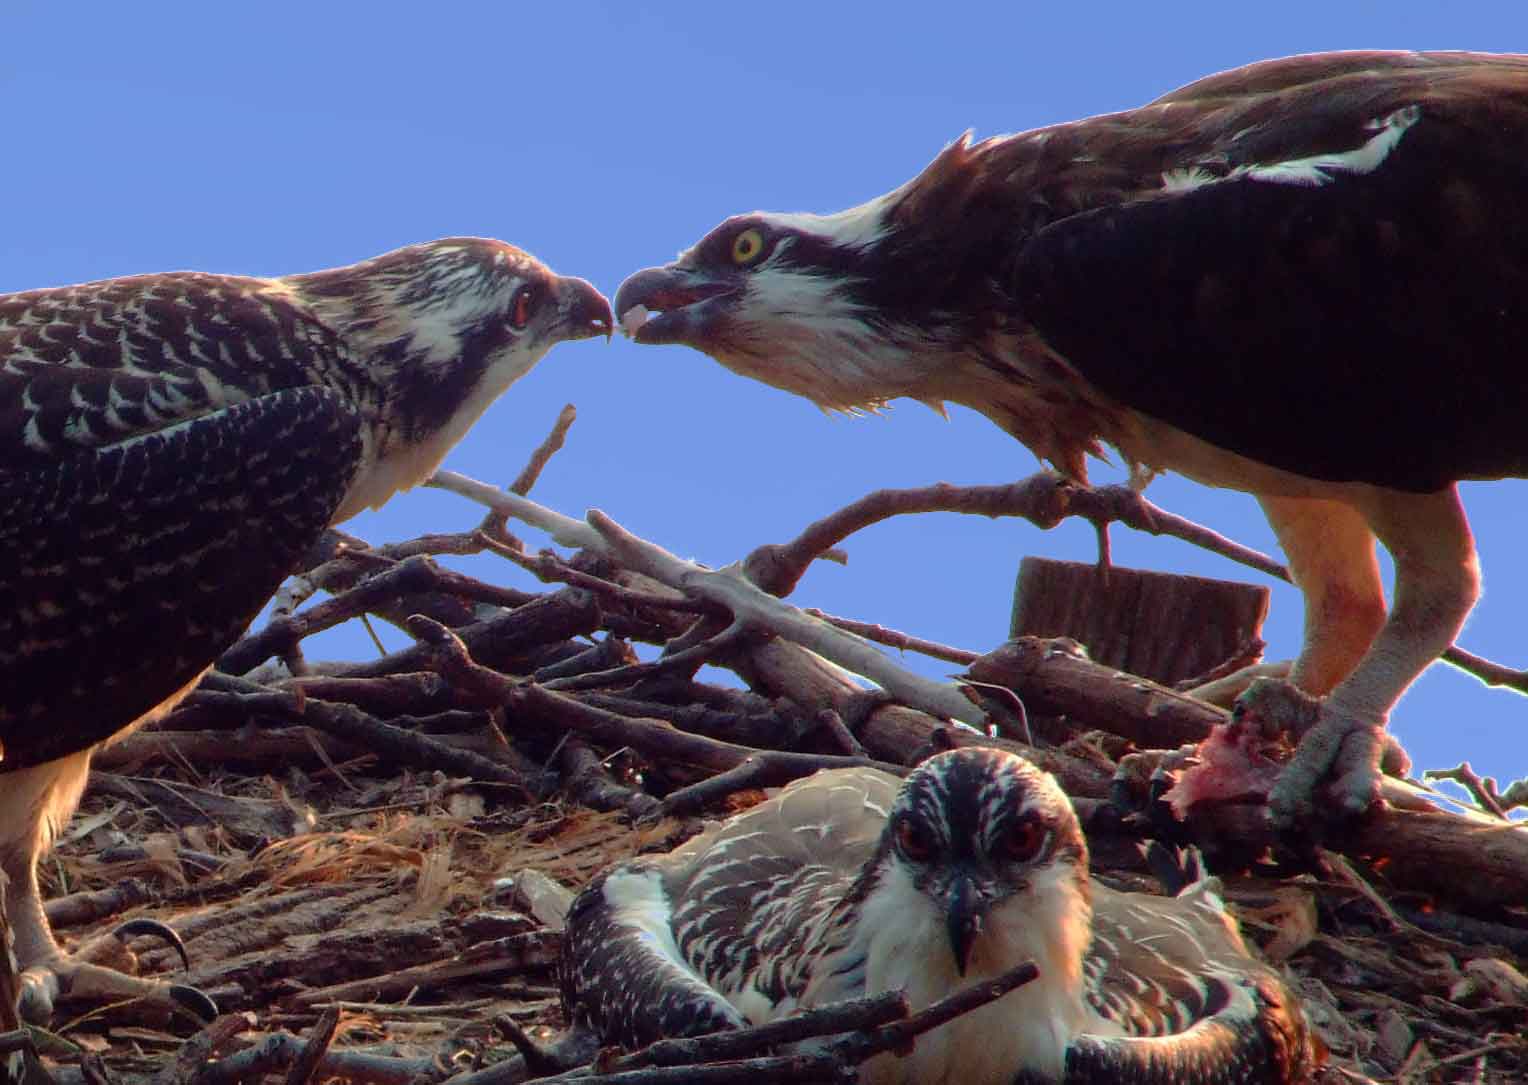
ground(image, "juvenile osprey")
xmin=613 ymin=51 xmax=1528 ymax=825
xmin=0 ymin=238 xmax=612 ymax=1022
xmin=561 ymin=748 xmax=1313 ymax=1084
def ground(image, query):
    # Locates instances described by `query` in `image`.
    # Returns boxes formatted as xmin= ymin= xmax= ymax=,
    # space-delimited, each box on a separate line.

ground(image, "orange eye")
xmin=731 ymin=227 xmax=766 ymax=266
xmin=896 ymin=818 xmax=934 ymax=862
xmin=511 ymin=284 xmax=537 ymax=330
xmin=997 ymin=820 xmax=1047 ymax=864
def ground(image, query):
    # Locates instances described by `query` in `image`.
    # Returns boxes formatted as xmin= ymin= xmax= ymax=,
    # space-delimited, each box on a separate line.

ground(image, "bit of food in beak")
xmin=620 ymin=304 xmax=653 ymax=339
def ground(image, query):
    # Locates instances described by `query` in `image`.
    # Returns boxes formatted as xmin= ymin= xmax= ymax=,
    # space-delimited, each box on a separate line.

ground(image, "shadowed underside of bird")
xmin=612 ymin=50 xmax=1528 ymax=827
xmin=560 ymin=749 xmax=1314 ymax=1084
xmin=0 ymin=238 xmax=611 ymax=1023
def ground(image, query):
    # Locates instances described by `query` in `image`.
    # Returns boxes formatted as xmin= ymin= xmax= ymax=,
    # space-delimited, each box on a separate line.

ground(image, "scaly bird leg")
xmin=1262 ymin=487 xmax=1478 ymax=825
xmin=2 ymin=756 xmax=217 ymax=1025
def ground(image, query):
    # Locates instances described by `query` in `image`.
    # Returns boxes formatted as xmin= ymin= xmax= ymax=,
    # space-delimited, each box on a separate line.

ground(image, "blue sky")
xmin=7 ymin=3 xmax=1526 ymax=789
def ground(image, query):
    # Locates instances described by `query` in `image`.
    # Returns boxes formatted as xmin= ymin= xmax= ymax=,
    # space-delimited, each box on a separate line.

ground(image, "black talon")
xmin=168 ymin=984 xmax=219 ymax=1023
xmin=111 ymin=918 xmax=193 ymax=972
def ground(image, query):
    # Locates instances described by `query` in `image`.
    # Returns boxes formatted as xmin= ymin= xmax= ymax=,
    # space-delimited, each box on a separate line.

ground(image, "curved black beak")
xmin=556 ymin=275 xmax=613 ymax=342
xmin=613 ymin=265 xmax=737 ymax=345
xmin=946 ymin=874 xmax=984 ymax=976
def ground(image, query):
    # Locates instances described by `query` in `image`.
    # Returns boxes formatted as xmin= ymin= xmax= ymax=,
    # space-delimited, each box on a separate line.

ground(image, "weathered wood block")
xmin=1010 ymin=557 xmax=1269 ymax=687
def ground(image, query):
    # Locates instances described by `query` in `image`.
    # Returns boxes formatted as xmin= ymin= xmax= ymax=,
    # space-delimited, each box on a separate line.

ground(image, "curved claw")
xmin=111 ymin=918 xmax=193 ymax=973
xmin=168 ymin=984 xmax=219 ymax=1023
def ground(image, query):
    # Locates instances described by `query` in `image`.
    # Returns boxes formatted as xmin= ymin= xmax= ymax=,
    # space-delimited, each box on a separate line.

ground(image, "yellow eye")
xmin=731 ymin=227 xmax=766 ymax=266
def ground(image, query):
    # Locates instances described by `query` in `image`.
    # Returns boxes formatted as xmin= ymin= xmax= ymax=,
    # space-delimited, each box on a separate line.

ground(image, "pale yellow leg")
xmin=1262 ymin=487 xmax=1478 ymax=821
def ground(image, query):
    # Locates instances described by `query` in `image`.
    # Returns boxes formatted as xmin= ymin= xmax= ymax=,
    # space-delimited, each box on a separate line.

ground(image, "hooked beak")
xmin=945 ymin=874 xmax=984 ymax=976
xmin=555 ymin=275 xmax=614 ymax=342
xmin=612 ymin=264 xmax=738 ymax=346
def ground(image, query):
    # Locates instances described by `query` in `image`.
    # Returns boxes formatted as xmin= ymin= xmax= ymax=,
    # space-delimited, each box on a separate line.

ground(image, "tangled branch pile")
xmin=27 ymin=411 xmax=1528 ymax=1085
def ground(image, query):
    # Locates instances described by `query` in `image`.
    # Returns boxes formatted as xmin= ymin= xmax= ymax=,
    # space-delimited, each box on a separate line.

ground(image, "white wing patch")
xmin=1162 ymin=104 xmax=1422 ymax=191
xmin=601 ymin=868 xmax=715 ymax=992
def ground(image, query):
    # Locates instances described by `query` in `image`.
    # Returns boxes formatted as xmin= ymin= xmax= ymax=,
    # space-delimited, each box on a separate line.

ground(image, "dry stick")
xmin=310 ymin=585 xmax=602 ymax=681
xmin=43 ymin=881 xmax=156 ymax=931
xmin=222 ymin=554 xmax=533 ymax=675
xmin=150 ymin=1014 xmax=251 ymax=1085
xmin=1439 ymin=644 xmax=1528 ymax=695
xmin=541 ymin=626 xmax=748 ymax=693
xmin=740 ymin=473 xmax=1287 ymax=599
xmin=589 ymin=991 xmax=907 ymax=1074
xmin=510 ymin=403 xmax=578 ymax=496
xmin=167 ymin=1032 xmax=435 ymax=1085
xmin=410 ymin=617 xmax=902 ymax=786
xmin=292 ymin=931 xmax=560 ymax=1007
xmin=746 ymin=472 xmax=1524 ymax=691
xmin=268 ymin=525 xmax=540 ymax=659
xmin=281 ymin=1005 xmax=341 ymax=1085
xmin=587 ymin=509 xmax=987 ymax=728
xmin=94 ymin=725 xmax=504 ymax=776
xmin=477 ymin=534 xmax=720 ymax=618
xmin=428 ymin=471 xmax=988 ymax=730
xmin=559 ymin=738 xmax=664 ymax=820
xmin=658 ymin=751 xmax=907 ymax=817
xmin=802 ymin=609 xmax=980 ymax=666
xmin=1422 ymin=763 xmax=1511 ymax=820
xmin=209 ymin=673 xmax=537 ymax=791
xmin=548 ymin=962 xmax=1039 ymax=1083
xmin=274 ymin=402 xmax=577 ymax=621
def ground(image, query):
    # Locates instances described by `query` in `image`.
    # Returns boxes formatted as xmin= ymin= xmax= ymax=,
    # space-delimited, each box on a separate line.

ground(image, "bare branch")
xmin=511 ymin=403 xmax=578 ymax=496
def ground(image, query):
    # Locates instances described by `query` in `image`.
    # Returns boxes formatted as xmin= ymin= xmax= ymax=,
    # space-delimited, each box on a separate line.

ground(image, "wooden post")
xmin=1010 ymin=557 xmax=1270 ymax=687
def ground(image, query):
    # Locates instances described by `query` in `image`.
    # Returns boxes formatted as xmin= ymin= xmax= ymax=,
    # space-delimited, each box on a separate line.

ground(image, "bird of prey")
xmin=613 ymin=50 xmax=1528 ymax=825
xmin=0 ymin=238 xmax=612 ymax=1022
xmin=561 ymin=747 xmax=1313 ymax=1084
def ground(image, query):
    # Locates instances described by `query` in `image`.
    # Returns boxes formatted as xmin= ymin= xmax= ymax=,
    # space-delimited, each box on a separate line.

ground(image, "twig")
xmin=558 ymin=738 xmax=664 ymax=821
xmin=812 ymin=710 xmax=867 ymax=758
xmin=1423 ymin=763 xmax=1511 ymax=820
xmin=586 ymin=509 xmax=988 ymax=729
xmin=801 ymin=610 xmax=980 ymax=666
xmin=478 ymin=536 xmax=718 ymax=618
xmin=281 ymin=1005 xmax=340 ymax=1085
xmin=561 ymin=991 xmax=908 ymax=1076
xmin=410 ymin=617 xmax=902 ymax=786
xmin=511 ymin=404 xmax=578 ymax=496
xmin=542 ymin=626 xmax=748 ymax=693
xmin=210 ymin=674 xmax=538 ymax=792
xmin=658 ymin=750 xmax=908 ymax=817
xmin=150 ymin=1014 xmax=251 ymax=1085
xmin=292 ymin=931 xmax=560 ymax=1006
xmin=165 ymin=1031 xmax=435 ymax=1085
xmin=550 ymin=963 xmax=1037 ymax=1082
xmin=1316 ymin=848 xmax=1415 ymax=936
xmin=221 ymin=555 xmax=534 ymax=675
xmin=739 ymin=473 xmax=1288 ymax=599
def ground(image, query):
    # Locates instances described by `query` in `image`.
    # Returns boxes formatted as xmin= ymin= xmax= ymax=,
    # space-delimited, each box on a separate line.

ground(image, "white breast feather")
xmin=837 ymin=858 xmax=1092 ymax=1085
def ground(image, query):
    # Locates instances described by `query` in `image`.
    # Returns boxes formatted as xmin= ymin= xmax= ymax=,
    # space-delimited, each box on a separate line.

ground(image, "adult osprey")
xmin=561 ymin=748 xmax=1314 ymax=1084
xmin=0 ymin=238 xmax=612 ymax=1022
xmin=613 ymin=51 xmax=1528 ymax=825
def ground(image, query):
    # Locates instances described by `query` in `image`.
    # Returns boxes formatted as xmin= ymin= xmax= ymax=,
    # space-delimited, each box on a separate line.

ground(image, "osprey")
xmin=561 ymin=748 xmax=1313 ymax=1084
xmin=0 ymin=238 xmax=612 ymax=1022
xmin=613 ymin=50 xmax=1528 ymax=825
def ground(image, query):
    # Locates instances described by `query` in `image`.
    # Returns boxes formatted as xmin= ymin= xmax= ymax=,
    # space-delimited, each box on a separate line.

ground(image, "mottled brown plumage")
xmin=0 ymin=238 xmax=611 ymax=1022
xmin=562 ymin=749 xmax=1313 ymax=1084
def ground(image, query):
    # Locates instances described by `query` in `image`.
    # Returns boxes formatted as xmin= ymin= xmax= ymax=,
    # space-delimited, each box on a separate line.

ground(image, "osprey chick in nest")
xmin=0 ymin=238 xmax=611 ymax=1022
xmin=561 ymin=748 xmax=1314 ymax=1084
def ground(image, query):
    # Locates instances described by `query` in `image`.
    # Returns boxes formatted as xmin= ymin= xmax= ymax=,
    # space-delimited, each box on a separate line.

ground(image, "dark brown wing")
xmin=0 ymin=272 xmax=360 ymax=466
xmin=0 ymin=387 xmax=361 ymax=767
xmin=1010 ymin=58 xmax=1528 ymax=492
